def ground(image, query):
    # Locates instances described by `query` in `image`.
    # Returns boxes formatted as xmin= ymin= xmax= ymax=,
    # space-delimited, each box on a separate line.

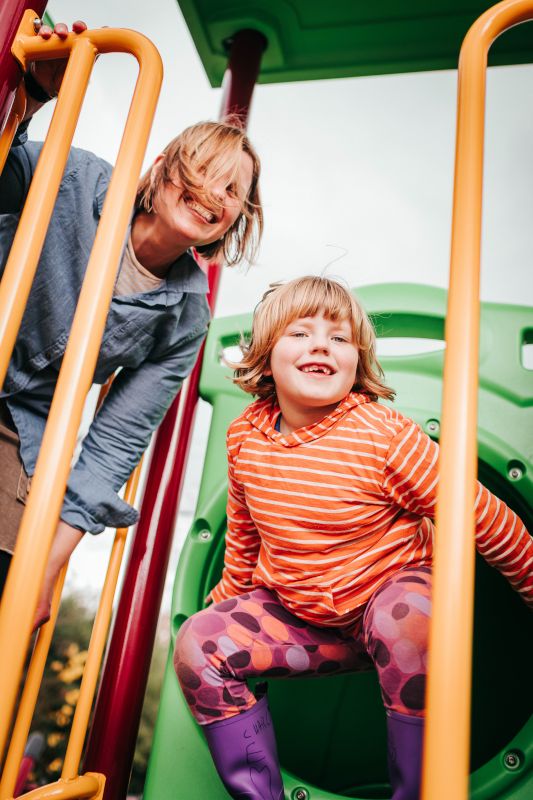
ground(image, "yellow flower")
xmin=50 ymin=661 xmax=63 ymax=672
xmin=70 ymin=650 xmax=88 ymax=666
xmin=47 ymin=733 xmax=65 ymax=748
xmin=60 ymin=704 xmax=74 ymax=717
xmin=58 ymin=665 xmax=84 ymax=683
xmin=55 ymin=712 xmax=70 ymax=727
xmin=47 ymin=758 xmax=63 ymax=773
xmin=64 ymin=688 xmax=80 ymax=705
xmin=64 ymin=643 xmax=79 ymax=658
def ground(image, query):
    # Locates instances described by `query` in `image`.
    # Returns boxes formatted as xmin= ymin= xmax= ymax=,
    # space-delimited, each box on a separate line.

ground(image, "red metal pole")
xmin=0 ymin=1 xmax=47 ymax=136
xmin=83 ymin=29 xmax=266 ymax=799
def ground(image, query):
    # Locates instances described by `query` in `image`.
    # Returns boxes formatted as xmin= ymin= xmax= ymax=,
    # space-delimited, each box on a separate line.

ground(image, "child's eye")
xmin=332 ymin=335 xmax=349 ymax=343
xmin=289 ymin=331 xmax=307 ymax=338
xmin=226 ymin=183 xmax=237 ymax=196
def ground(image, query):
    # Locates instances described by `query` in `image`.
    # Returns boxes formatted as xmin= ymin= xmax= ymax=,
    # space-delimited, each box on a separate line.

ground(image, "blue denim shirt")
xmin=0 ymin=125 xmax=210 ymax=533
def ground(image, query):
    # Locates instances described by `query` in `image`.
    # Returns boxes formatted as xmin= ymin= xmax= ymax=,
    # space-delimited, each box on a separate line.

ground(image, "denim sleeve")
xmin=61 ymin=319 xmax=208 ymax=534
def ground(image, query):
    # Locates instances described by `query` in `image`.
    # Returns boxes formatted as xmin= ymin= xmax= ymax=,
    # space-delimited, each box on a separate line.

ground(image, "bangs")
xmin=233 ymin=275 xmax=395 ymax=403
xmin=175 ymin=128 xmax=254 ymax=218
xmin=263 ymin=277 xmax=360 ymax=344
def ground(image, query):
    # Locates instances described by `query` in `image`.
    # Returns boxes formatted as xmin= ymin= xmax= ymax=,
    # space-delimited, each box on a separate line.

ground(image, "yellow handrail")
xmin=0 ymin=459 xmax=143 ymax=799
xmin=61 ymin=463 xmax=143 ymax=781
xmin=422 ymin=2 xmax=533 ymax=798
xmin=0 ymin=10 xmax=163 ymax=764
xmin=7 ymin=774 xmax=105 ymax=800
xmin=0 ymin=566 xmax=67 ymax=799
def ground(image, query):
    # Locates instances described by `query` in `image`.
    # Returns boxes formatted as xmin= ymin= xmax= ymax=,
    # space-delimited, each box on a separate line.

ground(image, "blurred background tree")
xmin=19 ymin=592 xmax=168 ymax=796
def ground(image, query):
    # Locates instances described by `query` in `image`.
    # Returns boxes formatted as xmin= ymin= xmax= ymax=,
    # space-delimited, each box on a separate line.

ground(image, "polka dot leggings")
xmin=174 ymin=566 xmax=431 ymax=725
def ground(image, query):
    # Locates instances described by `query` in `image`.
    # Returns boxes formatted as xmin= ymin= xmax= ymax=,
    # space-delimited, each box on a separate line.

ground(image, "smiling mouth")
xmin=299 ymin=364 xmax=334 ymax=375
xmin=185 ymin=196 xmax=218 ymax=224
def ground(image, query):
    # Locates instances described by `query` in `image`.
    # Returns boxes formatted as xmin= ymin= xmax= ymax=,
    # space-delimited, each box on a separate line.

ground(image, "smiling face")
xmin=152 ymin=149 xmax=254 ymax=250
xmin=267 ymin=312 xmax=359 ymax=432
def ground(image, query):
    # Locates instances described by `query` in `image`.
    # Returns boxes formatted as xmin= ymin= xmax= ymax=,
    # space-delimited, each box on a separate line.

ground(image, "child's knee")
xmin=365 ymin=570 xmax=431 ymax=637
xmin=364 ymin=570 xmax=431 ymax=716
xmin=173 ymin=609 xmax=228 ymax=692
xmin=174 ymin=616 xmax=204 ymax=689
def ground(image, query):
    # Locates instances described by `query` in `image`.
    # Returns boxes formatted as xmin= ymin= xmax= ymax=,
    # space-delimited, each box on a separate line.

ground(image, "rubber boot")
xmin=203 ymin=694 xmax=284 ymax=800
xmin=386 ymin=710 xmax=424 ymax=800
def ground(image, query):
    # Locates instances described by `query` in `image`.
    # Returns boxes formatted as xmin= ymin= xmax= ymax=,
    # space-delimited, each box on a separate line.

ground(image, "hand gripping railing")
xmin=422 ymin=2 xmax=533 ymax=798
xmin=0 ymin=10 xmax=163 ymax=796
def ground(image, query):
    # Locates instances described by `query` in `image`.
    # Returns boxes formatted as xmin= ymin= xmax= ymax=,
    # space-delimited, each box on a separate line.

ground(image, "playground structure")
xmin=0 ymin=1 xmax=532 ymax=798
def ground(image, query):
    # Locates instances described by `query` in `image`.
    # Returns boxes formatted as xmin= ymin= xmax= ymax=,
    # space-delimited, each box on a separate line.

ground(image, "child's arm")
xmin=208 ymin=432 xmax=262 ymax=604
xmin=383 ymin=420 xmax=533 ymax=608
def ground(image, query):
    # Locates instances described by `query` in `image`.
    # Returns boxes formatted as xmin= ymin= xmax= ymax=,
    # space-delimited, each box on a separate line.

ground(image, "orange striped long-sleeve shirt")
xmin=209 ymin=392 xmax=533 ymax=626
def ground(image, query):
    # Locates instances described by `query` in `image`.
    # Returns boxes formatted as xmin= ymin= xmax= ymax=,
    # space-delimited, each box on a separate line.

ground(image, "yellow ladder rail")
xmin=0 ymin=9 xmax=163 ymax=762
xmin=61 ymin=463 xmax=143 ymax=782
xmin=0 ymin=566 xmax=68 ymax=799
xmin=0 ymin=459 xmax=142 ymax=799
xmin=4 ymin=774 xmax=105 ymax=800
xmin=422 ymin=2 xmax=533 ymax=798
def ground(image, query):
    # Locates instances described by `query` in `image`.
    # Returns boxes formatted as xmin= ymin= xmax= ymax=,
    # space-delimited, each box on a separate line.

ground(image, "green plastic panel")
xmin=176 ymin=0 xmax=533 ymax=87
xmin=145 ymin=284 xmax=533 ymax=799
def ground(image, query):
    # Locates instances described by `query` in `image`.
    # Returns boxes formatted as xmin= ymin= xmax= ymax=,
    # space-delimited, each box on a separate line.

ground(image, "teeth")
xmin=187 ymin=199 xmax=216 ymax=223
xmin=301 ymin=365 xmax=332 ymax=375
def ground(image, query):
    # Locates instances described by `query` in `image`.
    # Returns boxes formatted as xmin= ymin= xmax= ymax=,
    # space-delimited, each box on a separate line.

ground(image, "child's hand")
xmin=26 ymin=20 xmax=87 ymax=101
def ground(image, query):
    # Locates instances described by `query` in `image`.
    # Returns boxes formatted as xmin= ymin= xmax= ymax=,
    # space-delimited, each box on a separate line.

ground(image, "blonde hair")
xmin=232 ymin=276 xmax=395 ymax=402
xmin=136 ymin=120 xmax=262 ymax=266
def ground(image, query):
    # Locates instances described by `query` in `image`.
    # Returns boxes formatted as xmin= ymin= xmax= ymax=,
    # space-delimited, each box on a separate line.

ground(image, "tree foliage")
xmin=17 ymin=591 xmax=167 ymax=795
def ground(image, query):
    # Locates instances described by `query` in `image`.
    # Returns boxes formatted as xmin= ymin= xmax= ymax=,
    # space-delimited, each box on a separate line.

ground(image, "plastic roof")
xmin=177 ymin=0 xmax=533 ymax=86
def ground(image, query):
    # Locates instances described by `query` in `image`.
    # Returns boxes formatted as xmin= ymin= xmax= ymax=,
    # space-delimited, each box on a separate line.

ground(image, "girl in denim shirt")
xmin=0 ymin=21 xmax=263 ymax=627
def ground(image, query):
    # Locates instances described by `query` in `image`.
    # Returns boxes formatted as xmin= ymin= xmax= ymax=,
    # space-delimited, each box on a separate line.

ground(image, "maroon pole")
xmin=83 ymin=28 xmax=266 ymax=799
xmin=0 ymin=1 xmax=47 ymax=135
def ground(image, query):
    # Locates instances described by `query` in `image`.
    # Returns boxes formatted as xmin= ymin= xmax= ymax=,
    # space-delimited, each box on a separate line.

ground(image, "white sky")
xmin=29 ymin=0 xmax=533 ymax=603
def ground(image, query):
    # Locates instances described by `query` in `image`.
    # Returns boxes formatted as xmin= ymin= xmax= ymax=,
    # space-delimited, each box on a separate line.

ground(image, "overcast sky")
xmin=30 ymin=0 xmax=532 ymax=601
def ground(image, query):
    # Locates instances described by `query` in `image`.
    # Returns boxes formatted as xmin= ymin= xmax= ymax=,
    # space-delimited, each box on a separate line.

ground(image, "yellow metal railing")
xmin=0 ymin=10 xmax=162 ymax=798
xmin=0 ymin=459 xmax=142 ymax=799
xmin=422 ymin=2 xmax=533 ymax=798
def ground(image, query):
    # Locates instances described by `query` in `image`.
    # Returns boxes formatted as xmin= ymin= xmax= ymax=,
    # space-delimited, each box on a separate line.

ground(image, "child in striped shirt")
xmin=174 ymin=276 xmax=532 ymax=800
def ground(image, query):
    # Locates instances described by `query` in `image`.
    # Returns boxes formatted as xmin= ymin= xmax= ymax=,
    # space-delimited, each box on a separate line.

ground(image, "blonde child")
xmin=174 ymin=276 xmax=532 ymax=800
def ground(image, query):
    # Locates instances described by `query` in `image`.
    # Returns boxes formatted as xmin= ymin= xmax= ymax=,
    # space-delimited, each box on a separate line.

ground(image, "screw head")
xmin=294 ymin=790 xmax=309 ymax=800
xmin=426 ymin=419 xmax=440 ymax=435
xmin=503 ymin=750 xmax=522 ymax=770
xmin=33 ymin=17 xmax=42 ymax=32
xmin=199 ymin=530 xmax=211 ymax=541
xmin=508 ymin=466 xmax=523 ymax=481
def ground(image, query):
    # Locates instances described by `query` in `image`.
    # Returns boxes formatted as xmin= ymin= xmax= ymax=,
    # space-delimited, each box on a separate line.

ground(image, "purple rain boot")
xmin=203 ymin=694 xmax=284 ymax=800
xmin=386 ymin=710 xmax=424 ymax=800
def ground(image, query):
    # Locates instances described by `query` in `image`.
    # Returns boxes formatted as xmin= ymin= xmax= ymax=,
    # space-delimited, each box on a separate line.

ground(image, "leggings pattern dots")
xmin=174 ymin=567 xmax=431 ymax=725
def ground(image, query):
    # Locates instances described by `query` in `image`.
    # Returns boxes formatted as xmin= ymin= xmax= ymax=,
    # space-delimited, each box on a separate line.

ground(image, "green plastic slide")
xmin=145 ymin=284 xmax=532 ymax=799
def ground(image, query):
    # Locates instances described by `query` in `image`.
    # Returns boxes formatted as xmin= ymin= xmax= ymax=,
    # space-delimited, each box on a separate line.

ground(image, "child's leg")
xmin=362 ymin=566 xmax=431 ymax=800
xmin=362 ymin=565 xmax=431 ymax=716
xmin=174 ymin=587 xmax=372 ymax=800
xmin=174 ymin=586 xmax=372 ymax=724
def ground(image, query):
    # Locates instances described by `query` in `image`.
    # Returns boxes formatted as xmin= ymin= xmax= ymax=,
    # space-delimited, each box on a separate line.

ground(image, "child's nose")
xmin=311 ymin=336 xmax=329 ymax=352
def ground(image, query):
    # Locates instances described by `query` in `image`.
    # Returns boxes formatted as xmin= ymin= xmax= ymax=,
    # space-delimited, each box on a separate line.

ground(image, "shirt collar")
xmin=244 ymin=391 xmax=372 ymax=447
